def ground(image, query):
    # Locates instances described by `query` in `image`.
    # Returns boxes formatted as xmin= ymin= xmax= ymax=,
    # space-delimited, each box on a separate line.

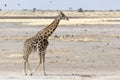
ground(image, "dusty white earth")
xmin=0 ymin=23 xmax=120 ymax=80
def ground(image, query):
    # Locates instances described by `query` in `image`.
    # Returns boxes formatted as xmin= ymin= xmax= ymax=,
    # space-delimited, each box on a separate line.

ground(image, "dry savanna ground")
xmin=0 ymin=11 xmax=120 ymax=80
xmin=0 ymin=11 xmax=120 ymax=25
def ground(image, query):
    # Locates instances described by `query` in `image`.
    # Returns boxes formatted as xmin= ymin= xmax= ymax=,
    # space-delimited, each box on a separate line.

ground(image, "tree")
xmin=77 ymin=8 xmax=83 ymax=12
xmin=4 ymin=4 xmax=7 ymax=7
xmin=33 ymin=8 xmax=36 ymax=12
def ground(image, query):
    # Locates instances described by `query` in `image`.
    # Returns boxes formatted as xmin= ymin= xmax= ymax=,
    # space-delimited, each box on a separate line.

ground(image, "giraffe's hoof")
xmin=25 ymin=74 xmax=27 ymax=76
xmin=29 ymin=73 xmax=33 ymax=76
xmin=44 ymin=73 xmax=47 ymax=76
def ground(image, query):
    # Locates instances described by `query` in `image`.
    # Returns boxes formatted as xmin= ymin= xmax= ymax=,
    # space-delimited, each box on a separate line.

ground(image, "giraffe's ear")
xmin=57 ymin=11 xmax=61 ymax=14
xmin=57 ymin=11 xmax=62 ymax=15
xmin=59 ymin=11 xmax=62 ymax=14
xmin=58 ymin=11 xmax=65 ymax=17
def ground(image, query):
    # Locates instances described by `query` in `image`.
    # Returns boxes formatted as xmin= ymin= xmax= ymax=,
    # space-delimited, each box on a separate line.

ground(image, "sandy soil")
xmin=0 ymin=11 xmax=120 ymax=26
xmin=0 ymin=22 xmax=120 ymax=80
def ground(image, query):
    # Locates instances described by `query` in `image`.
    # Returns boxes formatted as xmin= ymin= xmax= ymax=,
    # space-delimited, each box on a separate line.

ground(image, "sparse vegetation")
xmin=32 ymin=8 xmax=37 ymax=12
xmin=77 ymin=8 xmax=83 ymax=12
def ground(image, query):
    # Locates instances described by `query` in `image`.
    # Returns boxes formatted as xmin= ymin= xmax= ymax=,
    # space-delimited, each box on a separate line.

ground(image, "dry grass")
xmin=0 ymin=11 xmax=119 ymax=25
xmin=0 ymin=36 xmax=104 ymax=42
xmin=57 ymin=37 xmax=104 ymax=42
xmin=0 ymin=18 xmax=120 ymax=26
xmin=0 ymin=36 xmax=29 ymax=40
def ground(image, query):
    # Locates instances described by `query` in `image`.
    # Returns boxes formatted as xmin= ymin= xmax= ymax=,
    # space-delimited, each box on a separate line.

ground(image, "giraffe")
xmin=23 ymin=12 xmax=69 ymax=76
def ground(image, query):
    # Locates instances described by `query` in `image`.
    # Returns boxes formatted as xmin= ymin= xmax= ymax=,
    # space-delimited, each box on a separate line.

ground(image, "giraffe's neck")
xmin=37 ymin=16 xmax=61 ymax=39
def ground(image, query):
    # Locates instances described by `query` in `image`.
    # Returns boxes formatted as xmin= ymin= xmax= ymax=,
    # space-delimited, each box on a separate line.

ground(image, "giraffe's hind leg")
xmin=23 ymin=47 xmax=32 ymax=76
xmin=23 ymin=55 xmax=32 ymax=76
xmin=23 ymin=56 xmax=28 ymax=76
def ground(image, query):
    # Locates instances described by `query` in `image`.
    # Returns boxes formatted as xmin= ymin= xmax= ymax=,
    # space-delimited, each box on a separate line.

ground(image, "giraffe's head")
xmin=58 ymin=12 xmax=69 ymax=21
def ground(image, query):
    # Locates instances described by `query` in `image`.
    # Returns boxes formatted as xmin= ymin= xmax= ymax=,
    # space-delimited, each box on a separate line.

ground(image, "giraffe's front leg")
xmin=42 ymin=40 xmax=48 ymax=76
xmin=30 ymin=52 xmax=42 ymax=75
xmin=43 ymin=53 xmax=47 ymax=76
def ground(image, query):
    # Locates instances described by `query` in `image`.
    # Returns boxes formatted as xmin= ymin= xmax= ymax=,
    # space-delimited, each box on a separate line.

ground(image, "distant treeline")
xmin=0 ymin=7 xmax=120 ymax=12
xmin=77 ymin=8 xmax=120 ymax=12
